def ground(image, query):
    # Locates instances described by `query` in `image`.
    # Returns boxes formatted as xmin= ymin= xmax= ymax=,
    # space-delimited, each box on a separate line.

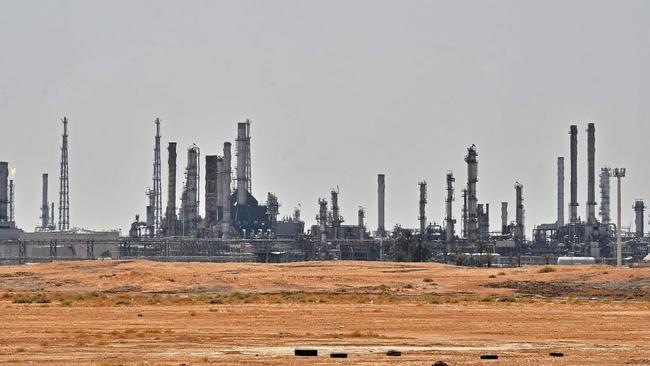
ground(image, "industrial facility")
xmin=0 ymin=119 xmax=648 ymax=266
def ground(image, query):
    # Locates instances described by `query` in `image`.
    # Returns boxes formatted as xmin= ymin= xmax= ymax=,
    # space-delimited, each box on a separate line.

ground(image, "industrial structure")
xmin=58 ymin=117 xmax=70 ymax=231
xmin=1 ymin=118 xmax=649 ymax=266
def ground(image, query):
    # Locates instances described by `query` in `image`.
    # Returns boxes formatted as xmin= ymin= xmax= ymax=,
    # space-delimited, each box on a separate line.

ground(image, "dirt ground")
xmin=0 ymin=260 xmax=649 ymax=365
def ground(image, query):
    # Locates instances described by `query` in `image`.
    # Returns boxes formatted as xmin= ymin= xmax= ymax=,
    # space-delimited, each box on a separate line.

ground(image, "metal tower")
xmin=245 ymin=119 xmax=252 ymax=193
xmin=153 ymin=118 xmax=162 ymax=235
xmin=58 ymin=117 xmax=70 ymax=231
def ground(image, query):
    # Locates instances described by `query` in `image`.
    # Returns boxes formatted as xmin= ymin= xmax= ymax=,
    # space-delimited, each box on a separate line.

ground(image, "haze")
xmin=1 ymin=0 xmax=649 ymax=235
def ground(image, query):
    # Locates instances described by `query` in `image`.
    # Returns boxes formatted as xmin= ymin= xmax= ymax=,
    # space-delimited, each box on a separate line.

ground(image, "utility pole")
xmin=612 ymin=168 xmax=626 ymax=267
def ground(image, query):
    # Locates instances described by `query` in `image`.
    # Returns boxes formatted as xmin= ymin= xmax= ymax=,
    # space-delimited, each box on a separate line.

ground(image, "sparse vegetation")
xmin=424 ymin=295 xmax=442 ymax=304
xmin=115 ymin=298 xmax=132 ymax=305
xmin=13 ymin=294 xmax=51 ymax=304
xmin=538 ymin=266 xmax=557 ymax=274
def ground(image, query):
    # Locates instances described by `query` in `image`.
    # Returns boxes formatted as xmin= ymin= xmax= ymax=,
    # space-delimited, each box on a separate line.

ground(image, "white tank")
xmin=557 ymin=256 xmax=596 ymax=265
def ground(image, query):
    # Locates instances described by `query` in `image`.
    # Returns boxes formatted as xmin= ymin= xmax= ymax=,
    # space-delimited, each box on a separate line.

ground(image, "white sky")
xmin=1 ymin=0 xmax=649 ymax=235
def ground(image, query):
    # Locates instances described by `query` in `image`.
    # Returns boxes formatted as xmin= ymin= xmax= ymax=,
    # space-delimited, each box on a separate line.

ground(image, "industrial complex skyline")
xmin=1 ymin=1 xmax=650 ymax=234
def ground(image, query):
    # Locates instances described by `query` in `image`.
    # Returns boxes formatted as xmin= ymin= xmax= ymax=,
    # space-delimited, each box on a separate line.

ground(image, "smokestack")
xmin=599 ymin=167 xmax=611 ymax=224
xmin=222 ymin=142 xmax=232 ymax=237
xmin=501 ymin=202 xmax=508 ymax=234
xmin=586 ymin=123 xmax=596 ymax=224
xmin=41 ymin=173 xmax=49 ymax=229
xmin=9 ymin=179 xmax=14 ymax=223
xmin=205 ymin=155 xmax=219 ymax=235
xmin=0 ymin=162 xmax=8 ymax=222
xmin=634 ymin=200 xmax=645 ymax=238
xmin=418 ymin=181 xmax=427 ymax=236
xmin=465 ymin=145 xmax=478 ymax=243
xmin=216 ymin=158 xmax=224 ymax=223
xmin=569 ymin=125 xmax=579 ymax=223
xmin=377 ymin=174 xmax=385 ymax=237
xmin=236 ymin=122 xmax=249 ymax=205
xmin=358 ymin=207 xmax=365 ymax=240
xmin=557 ymin=157 xmax=564 ymax=229
xmin=515 ymin=182 xmax=525 ymax=243
xmin=50 ymin=202 xmax=55 ymax=227
xmin=165 ymin=142 xmax=177 ymax=235
xmin=556 ymin=156 xmax=564 ymax=229
xmin=445 ymin=172 xmax=455 ymax=243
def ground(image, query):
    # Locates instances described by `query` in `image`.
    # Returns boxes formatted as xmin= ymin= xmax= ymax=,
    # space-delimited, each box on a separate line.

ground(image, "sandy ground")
xmin=0 ymin=260 xmax=649 ymax=365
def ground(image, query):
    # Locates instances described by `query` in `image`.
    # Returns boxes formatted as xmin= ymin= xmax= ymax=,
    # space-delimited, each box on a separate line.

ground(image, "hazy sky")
xmin=1 ymin=0 xmax=649 ymax=235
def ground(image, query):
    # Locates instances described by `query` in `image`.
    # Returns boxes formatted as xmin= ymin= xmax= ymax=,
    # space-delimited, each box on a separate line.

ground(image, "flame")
xmin=10 ymin=167 xmax=16 ymax=179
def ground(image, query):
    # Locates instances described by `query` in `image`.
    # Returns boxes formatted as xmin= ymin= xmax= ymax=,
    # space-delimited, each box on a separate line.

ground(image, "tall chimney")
xmin=569 ymin=125 xmax=579 ymax=223
xmin=8 ymin=179 xmax=14 ymax=223
xmin=586 ymin=123 xmax=596 ymax=224
xmin=557 ymin=157 xmax=565 ymax=229
xmin=418 ymin=181 xmax=427 ymax=236
xmin=204 ymin=155 xmax=219 ymax=236
xmin=236 ymin=122 xmax=248 ymax=205
xmin=216 ymin=158 xmax=224 ymax=223
xmin=501 ymin=202 xmax=508 ymax=234
xmin=515 ymin=182 xmax=525 ymax=243
xmin=465 ymin=145 xmax=478 ymax=243
xmin=377 ymin=174 xmax=385 ymax=237
xmin=0 ymin=162 xmax=8 ymax=222
xmin=222 ymin=142 xmax=232 ymax=237
xmin=41 ymin=173 xmax=49 ymax=229
xmin=165 ymin=142 xmax=177 ymax=236
xmin=445 ymin=172 xmax=455 ymax=243
xmin=634 ymin=200 xmax=645 ymax=238
xmin=599 ymin=167 xmax=611 ymax=224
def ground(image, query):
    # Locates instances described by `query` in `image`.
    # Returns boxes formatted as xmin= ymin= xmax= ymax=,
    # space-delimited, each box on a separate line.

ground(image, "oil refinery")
xmin=0 ymin=118 xmax=648 ymax=266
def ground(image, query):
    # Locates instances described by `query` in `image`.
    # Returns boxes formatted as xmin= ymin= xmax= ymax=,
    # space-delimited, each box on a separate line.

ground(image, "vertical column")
xmin=557 ymin=157 xmax=564 ymax=229
xmin=377 ymin=174 xmax=385 ymax=237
